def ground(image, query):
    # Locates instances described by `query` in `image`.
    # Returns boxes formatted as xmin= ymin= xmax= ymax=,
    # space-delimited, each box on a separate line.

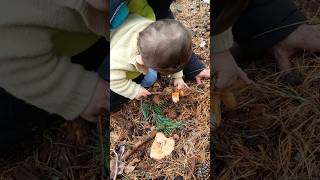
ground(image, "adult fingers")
xmin=214 ymin=72 xmax=237 ymax=90
xmin=237 ymin=67 xmax=253 ymax=85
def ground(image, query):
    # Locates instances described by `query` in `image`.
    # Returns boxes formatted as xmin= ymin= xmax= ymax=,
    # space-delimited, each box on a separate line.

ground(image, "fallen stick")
xmin=122 ymin=131 xmax=157 ymax=161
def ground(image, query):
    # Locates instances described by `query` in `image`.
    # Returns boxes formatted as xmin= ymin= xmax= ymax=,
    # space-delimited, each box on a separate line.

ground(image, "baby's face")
xmin=86 ymin=0 xmax=107 ymax=12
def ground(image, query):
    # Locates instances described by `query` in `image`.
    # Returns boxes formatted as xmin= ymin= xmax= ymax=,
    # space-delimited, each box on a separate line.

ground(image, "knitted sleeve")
xmin=172 ymin=71 xmax=184 ymax=79
xmin=110 ymin=59 xmax=141 ymax=99
xmin=110 ymin=66 xmax=141 ymax=100
xmin=0 ymin=27 xmax=99 ymax=120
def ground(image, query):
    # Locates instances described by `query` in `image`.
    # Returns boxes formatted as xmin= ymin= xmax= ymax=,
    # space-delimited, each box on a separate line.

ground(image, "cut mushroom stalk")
xmin=172 ymin=92 xmax=180 ymax=103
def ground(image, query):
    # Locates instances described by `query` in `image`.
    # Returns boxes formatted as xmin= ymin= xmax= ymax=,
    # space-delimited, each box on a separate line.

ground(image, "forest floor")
xmin=213 ymin=1 xmax=320 ymax=179
xmin=0 ymin=0 xmax=210 ymax=180
xmin=110 ymin=0 xmax=210 ymax=179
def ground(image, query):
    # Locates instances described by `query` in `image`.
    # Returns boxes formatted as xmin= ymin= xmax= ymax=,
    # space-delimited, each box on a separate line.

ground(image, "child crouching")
xmin=110 ymin=14 xmax=195 ymax=108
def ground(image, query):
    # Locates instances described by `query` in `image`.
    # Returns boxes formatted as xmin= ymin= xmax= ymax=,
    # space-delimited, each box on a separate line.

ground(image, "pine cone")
xmin=196 ymin=162 xmax=210 ymax=180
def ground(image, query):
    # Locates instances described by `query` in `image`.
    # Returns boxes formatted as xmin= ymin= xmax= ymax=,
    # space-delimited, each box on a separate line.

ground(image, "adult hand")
xmin=213 ymin=50 xmax=253 ymax=90
xmin=173 ymin=77 xmax=188 ymax=90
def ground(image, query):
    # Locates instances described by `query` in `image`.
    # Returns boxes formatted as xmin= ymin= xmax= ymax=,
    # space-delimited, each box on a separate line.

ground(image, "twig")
xmin=122 ymin=131 xmax=157 ymax=161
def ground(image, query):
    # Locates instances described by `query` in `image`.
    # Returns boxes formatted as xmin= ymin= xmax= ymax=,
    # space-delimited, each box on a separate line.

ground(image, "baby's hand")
xmin=195 ymin=68 xmax=210 ymax=84
xmin=173 ymin=78 xmax=188 ymax=90
xmin=135 ymin=86 xmax=151 ymax=100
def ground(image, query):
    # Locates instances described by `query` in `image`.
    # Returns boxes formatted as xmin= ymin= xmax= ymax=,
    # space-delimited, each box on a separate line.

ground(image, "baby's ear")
xmin=136 ymin=55 xmax=144 ymax=65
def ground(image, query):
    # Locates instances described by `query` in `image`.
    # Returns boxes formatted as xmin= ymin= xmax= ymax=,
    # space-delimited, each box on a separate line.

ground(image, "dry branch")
xmin=122 ymin=131 xmax=157 ymax=161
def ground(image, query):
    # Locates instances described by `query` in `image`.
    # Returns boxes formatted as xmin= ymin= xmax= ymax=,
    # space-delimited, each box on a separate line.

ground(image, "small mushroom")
xmin=179 ymin=90 xmax=185 ymax=97
xmin=172 ymin=92 xmax=180 ymax=103
xmin=220 ymin=91 xmax=237 ymax=109
xmin=150 ymin=132 xmax=175 ymax=160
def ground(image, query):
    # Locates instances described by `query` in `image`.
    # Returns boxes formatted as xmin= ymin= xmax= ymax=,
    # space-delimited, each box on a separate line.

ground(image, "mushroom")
xmin=220 ymin=91 xmax=237 ymax=109
xmin=150 ymin=132 xmax=175 ymax=160
xmin=179 ymin=90 xmax=185 ymax=97
xmin=172 ymin=92 xmax=180 ymax=103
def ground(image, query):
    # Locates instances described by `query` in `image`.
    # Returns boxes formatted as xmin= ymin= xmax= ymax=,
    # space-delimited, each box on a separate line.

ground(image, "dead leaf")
xmin=124 ymin=165 xmax=136 ymax=174
xmin=153 ymin=95 xmax=162 ymax=104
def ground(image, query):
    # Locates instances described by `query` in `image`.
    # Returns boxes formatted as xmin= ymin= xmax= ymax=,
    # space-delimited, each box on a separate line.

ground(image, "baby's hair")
xmin=137 ymin=19 xmax=192 ymax=74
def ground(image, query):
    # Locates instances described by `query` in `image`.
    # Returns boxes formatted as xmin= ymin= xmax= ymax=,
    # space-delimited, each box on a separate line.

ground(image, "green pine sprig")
xmin=140 ymin=102 xmax=183 ymax=135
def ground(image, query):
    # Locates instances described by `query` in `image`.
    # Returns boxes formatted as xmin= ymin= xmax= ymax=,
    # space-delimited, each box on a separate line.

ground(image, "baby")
xmin=111 ymin=14 xmax=193 ymax=100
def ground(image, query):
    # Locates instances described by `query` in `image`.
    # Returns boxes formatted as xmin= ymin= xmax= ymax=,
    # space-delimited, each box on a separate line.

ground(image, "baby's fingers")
xmin=145 ymin=90 xmax=151 ymax=96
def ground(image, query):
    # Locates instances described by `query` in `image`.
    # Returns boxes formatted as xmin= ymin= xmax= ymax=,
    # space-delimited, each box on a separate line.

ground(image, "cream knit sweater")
xmin=110 ymin=14 xmax=183 ymax=100
xmin=0 ymin=0 xmax=108 ymax=120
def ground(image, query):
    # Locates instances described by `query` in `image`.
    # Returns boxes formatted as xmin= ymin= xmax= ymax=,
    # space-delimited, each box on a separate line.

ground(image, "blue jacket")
xmin=110 ymin=0 xmax=129 ymax=28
